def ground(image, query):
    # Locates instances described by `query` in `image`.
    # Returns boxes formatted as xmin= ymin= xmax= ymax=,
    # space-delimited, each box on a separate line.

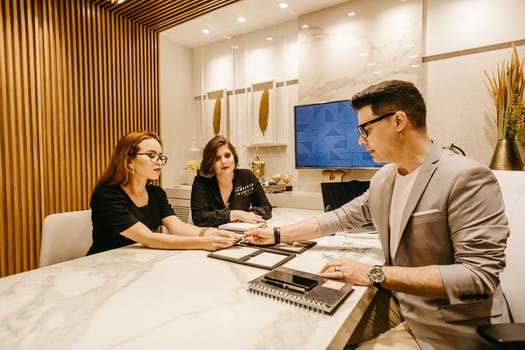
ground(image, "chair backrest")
xmin=39 ymin=210 xmax=93 ymax=267
xmin=321 ymin=180 xmax=370 ymax=212
xmin=493 ymin=170 xmax=525 ymax=322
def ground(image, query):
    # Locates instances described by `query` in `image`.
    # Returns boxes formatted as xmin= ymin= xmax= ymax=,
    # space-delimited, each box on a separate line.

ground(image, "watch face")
xmin=369 ymin=266 xmax=385 ymax=283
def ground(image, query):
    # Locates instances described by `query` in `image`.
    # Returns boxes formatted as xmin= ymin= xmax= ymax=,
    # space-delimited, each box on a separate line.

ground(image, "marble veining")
xmin=0 ymin=208 xmax=383 ymax=350
xmin=298 ymin=0 xmax=422 ymax=104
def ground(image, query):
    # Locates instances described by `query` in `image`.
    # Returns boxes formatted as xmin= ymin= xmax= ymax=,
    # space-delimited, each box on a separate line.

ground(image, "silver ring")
xmin=334 ymin=266 xmax=340 ymax=272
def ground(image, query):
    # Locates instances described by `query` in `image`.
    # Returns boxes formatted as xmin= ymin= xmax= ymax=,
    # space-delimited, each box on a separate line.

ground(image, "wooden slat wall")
xmin=90 ymin=0 xmax=239 ymax=32
xmin=0 ymin=0 xmax=158 ymax=277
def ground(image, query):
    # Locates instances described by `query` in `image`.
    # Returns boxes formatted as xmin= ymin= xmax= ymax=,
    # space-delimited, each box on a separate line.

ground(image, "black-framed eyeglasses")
xmin=135 ymin=152 xmax=168 ymax=166
xmin=357 ymin=112 xmax=396 ymax=138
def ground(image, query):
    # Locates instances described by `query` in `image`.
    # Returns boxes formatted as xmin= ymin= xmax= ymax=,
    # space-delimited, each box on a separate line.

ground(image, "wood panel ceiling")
xmin=89 ymin=0 xmax=239 ymax=32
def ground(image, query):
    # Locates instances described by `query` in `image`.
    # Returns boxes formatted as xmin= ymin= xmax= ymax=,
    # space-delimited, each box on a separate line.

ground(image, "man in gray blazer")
xmin=245 ymin=80 xmax=510 ymax=350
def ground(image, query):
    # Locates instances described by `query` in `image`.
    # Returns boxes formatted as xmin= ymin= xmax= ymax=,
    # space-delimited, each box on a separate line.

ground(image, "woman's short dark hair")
xmin=199 ymin=135 xmax=239 ymax=178
xmin=351 ymin=80 xmax=427 ymax=130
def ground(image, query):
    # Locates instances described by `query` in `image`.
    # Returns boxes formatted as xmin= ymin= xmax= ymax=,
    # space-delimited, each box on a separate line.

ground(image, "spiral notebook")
xmin=247 ymin=266 xmax=354 ymax=314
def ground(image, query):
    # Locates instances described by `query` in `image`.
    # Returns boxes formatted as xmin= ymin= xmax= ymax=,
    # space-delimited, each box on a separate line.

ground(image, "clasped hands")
xmin=230 ymin=210 xmax=265 ymax=224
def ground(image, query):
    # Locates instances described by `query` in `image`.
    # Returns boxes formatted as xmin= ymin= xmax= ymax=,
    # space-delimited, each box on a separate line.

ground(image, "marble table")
xmin=0 ymin=208 xmax=383 ymax=350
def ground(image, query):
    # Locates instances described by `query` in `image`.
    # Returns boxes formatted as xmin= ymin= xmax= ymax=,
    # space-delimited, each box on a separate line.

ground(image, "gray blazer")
xmin=317 ymin=143 xmax=510 ymax=350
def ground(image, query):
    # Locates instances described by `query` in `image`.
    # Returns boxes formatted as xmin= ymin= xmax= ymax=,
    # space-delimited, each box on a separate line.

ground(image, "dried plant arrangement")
xmin=484 ymin=44 xmax=524 ymax=141
xmin=515 ymin=104 xmax=525 ymax=148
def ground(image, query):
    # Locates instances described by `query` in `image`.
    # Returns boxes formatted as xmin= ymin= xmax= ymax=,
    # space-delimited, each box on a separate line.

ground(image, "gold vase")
xmin=489 ymin=139 xmax=523 ymax=170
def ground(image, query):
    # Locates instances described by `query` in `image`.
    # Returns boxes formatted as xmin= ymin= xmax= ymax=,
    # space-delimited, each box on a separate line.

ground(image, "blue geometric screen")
xmin=294 ymin=100 xmax=383 ymax=168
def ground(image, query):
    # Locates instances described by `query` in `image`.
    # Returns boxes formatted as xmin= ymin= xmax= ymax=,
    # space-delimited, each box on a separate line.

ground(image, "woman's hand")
xmin=201 ymin=229 xmax=236 ymax=251
xmin=320 ymin=258 xmax=372 ymax=285
xmin=244 ymin=227 xmax=274 ymax=245
xmin=203 ymin=228 xmax=235 ymax=238
xmin=230 ymin=210 xmax=264 ymax=224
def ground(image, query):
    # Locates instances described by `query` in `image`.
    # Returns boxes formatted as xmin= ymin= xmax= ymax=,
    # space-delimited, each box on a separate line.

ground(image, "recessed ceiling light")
xmin=279 ymin=2 xmax=288 ymax=9
xmin=201 ymin=29 xmax=211 ymax=35
xmin=347 ymin=12 xmax=355 ymax=16
xmin=411 ymin=64 xmax=420 ymax=68
xmin=237 ymin=16 xmax=246 ymax=23
xmin=373 ymin=70 xmax=382 ymax=74
xmin=367 ymin=62 xmax=376 ymax=66
xmin=301 ymin=24 xmax=309 ymax=29
xmin=232 ymin=45 xmax=239 ymax=49
xmin=266 ymin=37 xmax=273 ymax=41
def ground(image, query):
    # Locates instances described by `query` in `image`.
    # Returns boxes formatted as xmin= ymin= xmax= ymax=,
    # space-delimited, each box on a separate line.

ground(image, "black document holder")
xmin=236 ymin=240 xmax=317 ymax=254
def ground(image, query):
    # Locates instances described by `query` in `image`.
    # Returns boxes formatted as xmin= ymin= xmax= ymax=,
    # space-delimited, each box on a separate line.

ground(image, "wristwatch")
xmin=273 ymin=227 xmax=281 ymax=244
xmin=368 ymin=265 xmax=385 ymax=288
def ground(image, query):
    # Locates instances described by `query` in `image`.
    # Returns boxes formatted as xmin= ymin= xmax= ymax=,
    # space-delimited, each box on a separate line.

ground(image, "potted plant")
xmin=484 ymin=44 xmax=524 ymax=170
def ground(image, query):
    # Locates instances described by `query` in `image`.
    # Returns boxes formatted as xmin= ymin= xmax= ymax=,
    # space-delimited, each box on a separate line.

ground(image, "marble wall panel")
xmin=294 ymin=0 xmax=422 ymax=191
xmin=298 ymin=0 xmax=422 ymax=104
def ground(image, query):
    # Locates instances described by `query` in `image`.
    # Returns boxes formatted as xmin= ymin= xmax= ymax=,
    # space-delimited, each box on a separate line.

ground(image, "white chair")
xmin=477 ymin=171 xmax=525 ymax=348
xmin=39 ymin=210 xmax=93 ymax=267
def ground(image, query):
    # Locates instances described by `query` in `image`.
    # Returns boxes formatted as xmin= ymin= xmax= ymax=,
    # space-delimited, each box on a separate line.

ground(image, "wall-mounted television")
xmin=294 ymin=100 xmax=383 ymax=169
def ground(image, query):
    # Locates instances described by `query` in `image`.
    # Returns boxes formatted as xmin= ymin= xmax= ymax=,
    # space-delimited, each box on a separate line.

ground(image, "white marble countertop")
xmin=0 ymin=208 xmax=383 ymax=350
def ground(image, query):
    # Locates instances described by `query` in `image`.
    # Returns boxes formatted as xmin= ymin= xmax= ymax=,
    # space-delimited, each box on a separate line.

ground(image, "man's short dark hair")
xmin=351 ymin=80 xmax=427 ymax=130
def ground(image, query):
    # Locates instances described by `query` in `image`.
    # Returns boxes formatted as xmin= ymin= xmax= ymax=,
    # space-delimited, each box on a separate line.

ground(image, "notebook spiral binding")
xmin=247 ymin=267 xmax=354 ymax=315
xmin=248 ymin=282 xmax=331 ymax=313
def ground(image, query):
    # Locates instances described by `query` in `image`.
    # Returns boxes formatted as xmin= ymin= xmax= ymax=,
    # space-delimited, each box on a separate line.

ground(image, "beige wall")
xmin=160 ymin=0 xmax=525 ymax=191
xmin=424 ymin=0 xmax=525 ymax=165
xmin=159 ymin=36 xmax=196 ymax=188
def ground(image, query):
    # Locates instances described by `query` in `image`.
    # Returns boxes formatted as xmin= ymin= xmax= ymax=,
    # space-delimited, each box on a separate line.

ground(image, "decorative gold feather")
xmin=213 ymin=96 xmax=221 ymax=135
xmin=259 ymin=89 xmax=269 ymax=136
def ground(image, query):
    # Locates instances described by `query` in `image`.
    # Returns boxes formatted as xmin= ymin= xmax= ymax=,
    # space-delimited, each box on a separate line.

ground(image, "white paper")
xmin=218 ymin=222 xmax=261 ymax=232
xmin=247 ymin=252 xmax=288 ymax=267
xmin=273 ymin=242 xmax=305 ymax=252
xmin=213 ymin=246 xmax=258 ymax=259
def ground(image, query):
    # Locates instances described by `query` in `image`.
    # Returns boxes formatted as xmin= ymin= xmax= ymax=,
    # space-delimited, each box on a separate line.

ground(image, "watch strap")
xmin=273 ymin=227 xmax=281 ymax=244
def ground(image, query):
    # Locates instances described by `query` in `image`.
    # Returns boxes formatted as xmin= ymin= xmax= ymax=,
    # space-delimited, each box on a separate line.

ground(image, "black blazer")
xmin=191 ymin=168 xmax=272 ymax=227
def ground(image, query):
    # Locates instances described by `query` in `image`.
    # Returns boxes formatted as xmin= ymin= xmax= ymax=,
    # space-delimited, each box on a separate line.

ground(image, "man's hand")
xmin=244 ymin=227 xmax=274 ymax=245
xmin=320 ymin=258 xmax=372 ymax=285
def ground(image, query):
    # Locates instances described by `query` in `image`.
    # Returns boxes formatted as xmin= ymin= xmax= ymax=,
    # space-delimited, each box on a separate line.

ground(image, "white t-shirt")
xmin=389 ymin=167 xmax=420 ymax=259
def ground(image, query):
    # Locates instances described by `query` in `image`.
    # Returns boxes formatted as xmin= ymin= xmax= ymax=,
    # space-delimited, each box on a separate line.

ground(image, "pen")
xmin=263 ymin=278 xmax=306 ymax=293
